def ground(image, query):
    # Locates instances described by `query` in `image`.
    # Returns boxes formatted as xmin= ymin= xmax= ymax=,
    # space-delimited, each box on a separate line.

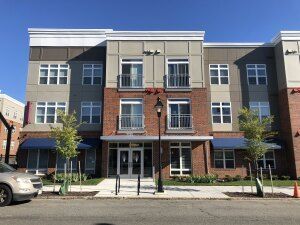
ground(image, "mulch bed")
xmin=37 ymin=191 xmax=98 ymax=198
xmin=224 ymin=192 xmax=292 ymax=198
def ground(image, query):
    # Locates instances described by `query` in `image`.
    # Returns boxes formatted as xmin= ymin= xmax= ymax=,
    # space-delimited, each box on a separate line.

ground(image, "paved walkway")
xmin=43 ymin=178 xmax=295 ymax=199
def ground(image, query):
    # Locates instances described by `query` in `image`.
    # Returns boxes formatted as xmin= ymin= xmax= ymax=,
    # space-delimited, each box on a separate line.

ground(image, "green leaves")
xmin=50 ymin=110 xmax=82 ymax=160
xmin=238 ymin=107 xmax=276 ymax=162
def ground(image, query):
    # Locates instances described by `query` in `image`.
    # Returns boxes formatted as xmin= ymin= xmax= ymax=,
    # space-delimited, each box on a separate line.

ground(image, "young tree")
xmin=50 ymin=110 xmax=82 ymax=194
xmin=238 ymin=107 xmax=276 ymax=173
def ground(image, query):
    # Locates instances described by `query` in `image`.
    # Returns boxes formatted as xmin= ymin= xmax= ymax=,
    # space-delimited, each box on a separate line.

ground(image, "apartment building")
xmin=0 ymin=93 xmax=24 ymax=163
xmin=18 ymin=29 xmax=300 ymax=179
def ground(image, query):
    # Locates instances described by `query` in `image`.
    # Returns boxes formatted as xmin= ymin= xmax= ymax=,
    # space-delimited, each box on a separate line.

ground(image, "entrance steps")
xmin=95 ymin=178 xmax=156 ymax=197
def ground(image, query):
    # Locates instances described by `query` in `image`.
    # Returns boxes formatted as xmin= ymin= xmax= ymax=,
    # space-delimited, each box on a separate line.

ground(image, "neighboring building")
xmin=18 ymin=29 xmax=300 ymax=179
xmin=0 ymin=93 xmax=24 ymax=163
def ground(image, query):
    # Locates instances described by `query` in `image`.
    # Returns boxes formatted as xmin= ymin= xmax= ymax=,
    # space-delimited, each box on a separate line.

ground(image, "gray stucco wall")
xmin=204 ymin=46 xmax=279 ymax=132
xmin=106 ymin=40 xmax=204 ymax=88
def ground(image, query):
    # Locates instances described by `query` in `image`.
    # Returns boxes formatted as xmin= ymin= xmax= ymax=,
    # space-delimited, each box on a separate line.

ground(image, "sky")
xmin=0 ymin=0 xmax=300 ymax=102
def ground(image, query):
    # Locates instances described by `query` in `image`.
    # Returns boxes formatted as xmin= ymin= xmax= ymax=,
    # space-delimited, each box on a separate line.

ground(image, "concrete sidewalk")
xmin=43 ymin=178 xmax=295 ymax=199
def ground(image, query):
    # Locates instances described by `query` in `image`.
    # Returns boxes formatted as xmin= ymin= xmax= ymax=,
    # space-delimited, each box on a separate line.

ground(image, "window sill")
xmin=165 ymin=88 xmax=192 ymax=92
xmin=117 ymin=130 xmax=145 ymax=134
xmin=165 ymin=129 xmax=195 ymax=134
xmin=118 ymin=88 xmax=145 ymax=92
xmin=212 ymin=168 xmax=236 ymax=170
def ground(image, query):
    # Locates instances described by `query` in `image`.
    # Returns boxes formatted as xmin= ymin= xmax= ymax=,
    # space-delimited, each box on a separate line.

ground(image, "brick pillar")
xmin=101 ymin=141 xmax=109 ymax=177
xmin=191 ymin=141 xmax=206 ymax=176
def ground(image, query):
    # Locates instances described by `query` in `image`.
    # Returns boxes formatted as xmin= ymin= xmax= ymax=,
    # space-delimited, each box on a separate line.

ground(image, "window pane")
xmin=220 ymin=77 xmax=229 ymax=84
xmin=59 ymin=77 xmax=67 ymax=84
xmin=265 ymin=151 xmax=274 ymax=159
xmin=215 ymin=160 xmax=224 ymax=168
xmin=222 ymin=107 xmax=231 ymax=115
xmin=214 ymin=151 xmax=223 ymax=160
xmin=40 ymin=69 xmax=48 ymax=77
xmin=248 ymin=77 xmax=257 ymax=84
xmin=223 ymin=116 xmax=231 ymax=123
xmin=210 ymin=69 xmax=218 ymax=77
xmin=39 ymin=77 xmax=48 ymax=84
xmin=247 ymin=69 xmax=256 ymax=76
xmin=257 ymin=160 xmax=264 ymax=169
xmin=212 ymin=107 xmax=221 ymax=115
xmin=266 ymin=160 xmax=275 ymax=168
xmin=84 ymin=69 xmax=92 ymax=76
xmin=38 ymin=150 xmax=48 ymax=169
xmin=213 ymin=116 xmax=221 ymax=123
xmin=257 ymin=69 xmax=266 ymax=76
xmin=27 ymin=150 xmax=38 ymax=169
xmin=49 ymin=77 xmax=57 ymax=84
xmin=93 ymin=77 xmax=101 ymax=84
xmin=36 ymin=116 xmax=44 ymax=123
xmin=122 ymin=64 xmax=131 ymax=74
xmin=83 ymin=77 xmax=92 ymax=84
xmin=94 ymin=68 xmax=102 ymax=76
xmin=92 ymin=116 xmax=100 ymax=123
xmin=37 ymin=107 xmax=45 ymax=115
xmin=181 ymin=148 xmax=191 ymax=169
xmin=171 ymin=148 xmax=180 ymax=169
xmin=258 ymin=77 xmax=267 ymax=85
xmin=224 ymin=151 xmax=234 ymax=159
xmin=82 ymin=116 xmax=90 ymax=123
xmin=225 ymin=160 xmax=234 ymax=169
xmin=92 ymin=107 xmax=100 ymax=115
xmin=46 ymin=116 xmax=55 ymax=123
xmin=220 ymin=69 xmax=228 ymax=77
xmin=211 ymin=77 xmax=219 ymax=84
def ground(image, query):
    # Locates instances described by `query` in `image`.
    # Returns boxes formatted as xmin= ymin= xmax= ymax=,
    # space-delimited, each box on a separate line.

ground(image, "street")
xmin=0 ymin=199 xmax=299 ymax=225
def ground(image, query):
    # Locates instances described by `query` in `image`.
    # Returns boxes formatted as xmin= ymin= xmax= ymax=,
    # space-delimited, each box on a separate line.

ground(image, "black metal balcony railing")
xmin=118 ymin=75 xmax=144 ymax=88
xmin=167 ymin=114 xmax=193 ymax=129
xmin=165 ymin=74 xmax=191 ymax=88
xmin=119 ymin=114 xmax=144 ymax=130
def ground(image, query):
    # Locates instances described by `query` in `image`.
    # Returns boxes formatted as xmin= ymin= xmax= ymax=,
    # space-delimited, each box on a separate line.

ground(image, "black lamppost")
xmin=154 ymin=97 xmax=164 ymax=192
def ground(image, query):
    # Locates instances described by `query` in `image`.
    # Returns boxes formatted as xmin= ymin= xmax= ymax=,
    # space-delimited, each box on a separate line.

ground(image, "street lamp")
xmin=154 ymin=97 xmax=164 ymax=192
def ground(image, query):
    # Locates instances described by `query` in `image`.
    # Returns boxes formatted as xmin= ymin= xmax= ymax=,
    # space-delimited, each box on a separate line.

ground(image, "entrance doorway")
xmin=117 ymin=148 xmax=144 ymax=178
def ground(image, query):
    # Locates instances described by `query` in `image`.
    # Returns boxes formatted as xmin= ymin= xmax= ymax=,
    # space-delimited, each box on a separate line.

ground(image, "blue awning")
xmin=20 ymin=138 xmax=99 ymax=150
xmin=211 ymin=138 xmax=282 ymax=150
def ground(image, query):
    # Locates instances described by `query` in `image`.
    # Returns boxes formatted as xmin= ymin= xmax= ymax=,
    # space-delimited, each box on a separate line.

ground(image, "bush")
xmin=271 ymin=175 xmax=279 ymax=180
xmin=185 ymin=174 xmax=218 ymax=184
xmin=244 ymin=175 xmax=252 ymax=180
xmin=233 ymin=175 xmax=242 ymax=181
xmin=298 ymin=177 xmax=300 ymax=181
xmin=280 ymin=175 xmax=291 ymax=180
xmin=52 ymin=173 xmax=89 ymax=182
xmin=224 ymin=175 xmax=233 ymax=182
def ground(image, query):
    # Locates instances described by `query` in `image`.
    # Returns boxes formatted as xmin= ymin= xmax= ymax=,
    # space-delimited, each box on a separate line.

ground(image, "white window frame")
xmin=5 ymin=108 xmax=10 ymax=116
xmin=214 ymin=149 xmax=235 ymax=169
xmin=82 ymin=64 xmax=103 ymax=85
xmin=85 ymin=148 xmax=96 ymax=174
xmin=119 ymin=98 xmax=144 ymax=115
xmin=257 ymin=150 xmax=276 ymax=169
xmin=211 ymin=102 xmax=232 ymax=124
xmin=26 ymin=149 xmax=49 ymax=173
xmin=170 ymin=142 xmax=192 ymax=176
xmin=81 ymin=102 xmax=101 ymax=124
xmin=35 ymin=102 xmax=67 ymax=124
xmin=39 ymin=64 xmax=69 ymax=85
xmin=249 ymin=102 xmax=270 ymax=122
xmin=56 ymin=152 xmax=78 ymax=172
xmin=166 ymin=58 xmax=189 ymax=75
xmin=13 ymin=111 xmax=17 ymax=119
xmin=209 ymin=64 xmax=230 ymax=85
xmin=246 ymin=64 xmax=267 ymax=85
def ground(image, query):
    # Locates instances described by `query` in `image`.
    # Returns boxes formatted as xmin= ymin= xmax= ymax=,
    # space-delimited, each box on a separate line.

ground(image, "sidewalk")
xmin=43 ymin=178 xmax=295 ymax=199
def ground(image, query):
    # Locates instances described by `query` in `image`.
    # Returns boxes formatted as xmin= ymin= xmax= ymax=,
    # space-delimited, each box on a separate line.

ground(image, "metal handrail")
xmin=115 ymin=174 xmax=120 ymax=195
xmin=137 ymin=174 xmax=140 ymax=196
xmin=119 ymin=114 xmax=144 ymax=130
xmin=119 ymin=74 xmax=144 ymax=88
xmin=165 ymin=74 xmax=191 ymax=88
xmin=167 ymin=114 xmax=193 ymax=129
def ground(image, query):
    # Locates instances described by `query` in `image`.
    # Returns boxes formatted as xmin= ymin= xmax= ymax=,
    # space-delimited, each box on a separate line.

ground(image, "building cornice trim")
xmin=0 ymin=94 xmax=25 ymax=107
xmin=204 ymin=42 xmax=274 ymax=48
xmin=271 ymin=31 xmax=300 ymax=45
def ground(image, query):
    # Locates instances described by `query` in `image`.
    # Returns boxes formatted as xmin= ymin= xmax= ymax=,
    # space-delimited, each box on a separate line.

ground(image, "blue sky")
xmin=0 ymin=0 xmax=300 ymax=102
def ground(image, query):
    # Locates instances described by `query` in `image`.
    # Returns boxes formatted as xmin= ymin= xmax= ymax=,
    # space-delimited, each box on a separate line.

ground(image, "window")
xmin=85 ymin=149 xmax=96 ymax=174
xmin=211 ymin=102 xmax=231 ymax=124
xmin=2 ymin=141 xmax=6 ymax=150
xmin=247 ymin=64 xmax=267 ymax=85
xmin=167 ymin=59 xmax=189 ymax=76
xmin=56 ymin=153 xmax=77 ymax=172
xmin=121 ymin=59 xmax=143 ymax=75
xmin=13 ymin=111 xmax=17 ymax=119
xmin=5 ymin=108 xmax=9 ymax=116
xmin=81 ymin=102 xmax=101 ymax=124
xmin=214 ymin=150 xmax=235 ymax=169
xmin=210 ymin=64 xmax=229 ymax=85
xmin=257 ymin=150 xmax=275 ymax=169
xmin=27 ymin=149 xmax=49 ymax=173
xmin=249 ymin=102 xmax=270 ymax=121
xmin=168 ymin=99 xmax=192 ymax=129
xmin=170 ymin=142 xmax=191 ymax=175
xmin=36 ymin=102 xmax=66 ymax=124
xmin=82 ymin=64 xmax=103 ymax=85
xmin=119 ymin=99 xmax=144 ymax=130
xmin=39 ymin=64 xmax=69 ymax=85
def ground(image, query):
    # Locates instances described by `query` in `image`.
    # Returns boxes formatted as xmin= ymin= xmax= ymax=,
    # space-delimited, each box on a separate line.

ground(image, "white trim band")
xmin=100 ymin=135 xmax=213 ymax=141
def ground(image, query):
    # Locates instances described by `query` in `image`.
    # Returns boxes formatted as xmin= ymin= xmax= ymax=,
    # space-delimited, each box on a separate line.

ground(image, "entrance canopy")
xmin=20 ymin=138 xmax=99 ymax=150
xmin=211 ymin=137 xmax=282 ymax=150
xmin=100 ymin=135 xmax=213 ymax=142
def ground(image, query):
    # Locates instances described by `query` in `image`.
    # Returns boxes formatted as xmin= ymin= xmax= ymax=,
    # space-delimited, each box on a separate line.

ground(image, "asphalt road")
xmin=0 ymin=199 xmax=300 ymax=225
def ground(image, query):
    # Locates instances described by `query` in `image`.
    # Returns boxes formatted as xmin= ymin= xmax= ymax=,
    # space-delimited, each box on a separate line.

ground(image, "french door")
xmin=117 ymin=148 xmax=144 ymax=178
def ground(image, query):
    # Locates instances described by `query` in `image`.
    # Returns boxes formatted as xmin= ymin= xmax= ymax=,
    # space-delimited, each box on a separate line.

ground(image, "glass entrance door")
xmin=117 ymin=148 xmax=143 ymax=178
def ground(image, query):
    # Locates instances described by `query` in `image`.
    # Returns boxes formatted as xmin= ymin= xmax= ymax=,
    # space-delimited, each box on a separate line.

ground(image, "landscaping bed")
xmin=42 ymin=178 xmax=104 ymax=186
xmin=38 ymin=191 xmax=98 ymax=198
xmin=224 ymin=192 xmax=292 ymax=198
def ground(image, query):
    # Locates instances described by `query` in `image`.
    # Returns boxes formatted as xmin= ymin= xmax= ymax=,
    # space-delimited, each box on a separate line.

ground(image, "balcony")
xmin=118 ymin=75 xmax=144 ymax=89
xmin=119 ymin=114 xmax=144 ymax=131
xmin=165 ymin=74 xmax=191 ymax=89
xmin=167 ymin=114 xmax=193 ymax=130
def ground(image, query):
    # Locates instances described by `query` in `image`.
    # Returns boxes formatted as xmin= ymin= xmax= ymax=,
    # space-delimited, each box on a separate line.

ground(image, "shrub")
xmin=224 ymin=175 xmax=233 ymax=182
xmin=233 ymin=175 xmax=242 ymax=181
xmin=280 ymin=175 xmax=291 ymax=180
xmin=185 ymin=174 xmax=218 ymax=184
xmin=244 ymin=175 xmax=252 ymax=180
xmin=271 ymin=175 xmax=279 ymax=180
xmin=298 ymin=177 xmax=300 ymax=181
xmin=52 ymin=173 xmax=89 ymax=182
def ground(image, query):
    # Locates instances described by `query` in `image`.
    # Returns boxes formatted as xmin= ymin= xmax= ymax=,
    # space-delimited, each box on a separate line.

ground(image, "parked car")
xmin=0 ymin=162 xmax=43 ymax=206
